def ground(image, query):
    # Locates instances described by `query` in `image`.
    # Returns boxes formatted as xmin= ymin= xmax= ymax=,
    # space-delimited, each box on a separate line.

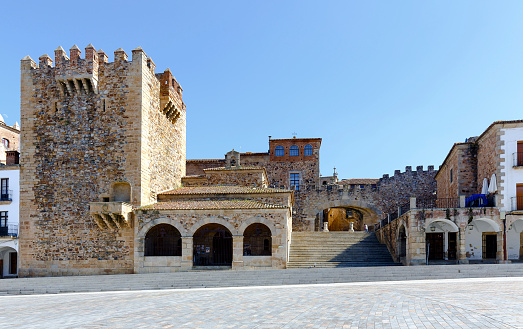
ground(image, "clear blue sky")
xmin=2 ymin=1 xmax=523 ymax=179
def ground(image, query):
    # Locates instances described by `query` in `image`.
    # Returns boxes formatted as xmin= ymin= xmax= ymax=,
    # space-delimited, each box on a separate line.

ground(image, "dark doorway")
xmin=193 ymin=224 xmax=232 ymax=266
xmin=426 ymin=233 xmax=444 ymax=260
xmin=448 ymin=232 xmax=457 ymax=260
xmin=144 ymin=224 xmax=182 ymax=256
xmin=9 ymin=252 xmax=17 ymax=275
xmin=483 ymin=233 xmax=497 ymax=259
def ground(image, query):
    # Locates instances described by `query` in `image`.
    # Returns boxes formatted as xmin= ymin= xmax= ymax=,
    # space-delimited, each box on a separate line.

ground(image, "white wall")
xmin=464 ymin=219 xmax=499 ymax=260
xmin=500 ymin=127 xmax=523 ymax=211
xmin=0 ymin=167 xmax=19 ymax=230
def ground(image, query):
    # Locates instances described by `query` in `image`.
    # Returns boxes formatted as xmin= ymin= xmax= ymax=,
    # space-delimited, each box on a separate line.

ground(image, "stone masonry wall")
xmin=436 ymin=144 xmax=476 ymax=199
xmin=476 ymin=126 xmax=500 ymax=195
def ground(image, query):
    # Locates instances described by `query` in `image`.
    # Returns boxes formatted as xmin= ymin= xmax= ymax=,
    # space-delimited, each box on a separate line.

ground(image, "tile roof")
xmin=186 ymin=159 xmax=225 ymax=163
xmin=141 ymin=200 xmax=287 ymax=210
xmin=338 ymin=178 xmax=379 ymax=185
xmin=203 ymin=166 xmax=265 ymax=171
xmin=159 ymin=186 xmax=292 ymax=195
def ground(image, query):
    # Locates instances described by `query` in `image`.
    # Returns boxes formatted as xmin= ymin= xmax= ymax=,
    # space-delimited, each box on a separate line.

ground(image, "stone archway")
xmin=425 ymin=218 xmax=459 ymax=261
xmin=193 ymin=223 xmax=233 ymax=266
xmin=314 ymin=200 xmax=382 ymax=232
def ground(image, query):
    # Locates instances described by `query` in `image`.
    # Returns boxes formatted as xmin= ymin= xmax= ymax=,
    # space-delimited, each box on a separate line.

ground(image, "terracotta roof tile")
xmin=159 ymin=186 xmax=292 ymax=195
xmin=141 ymin=200 xmax=287 ymax=210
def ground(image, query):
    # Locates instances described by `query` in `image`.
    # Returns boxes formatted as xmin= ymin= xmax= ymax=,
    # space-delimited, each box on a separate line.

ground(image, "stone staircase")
xmin=287 ymin=231 xmax=398 ymax=268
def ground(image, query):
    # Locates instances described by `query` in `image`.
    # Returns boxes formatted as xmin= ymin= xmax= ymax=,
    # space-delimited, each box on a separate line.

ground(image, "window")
xmin=290 ymin=173 xmax=300 ymax=190
xmin=1 ymin=178 xmax=8 ymax=201
xmin=289 ymin=145 xmax=299 ymax=156
xmin=360 ymin=185 xmax=365 ymax=189
xmin=450 ymin=169 xmax=453 ymax=183
xmin=304 ymin=144 xmax=313 ymax=156
xmin=2 ymin=138 xmax=9 ymax=149
xmin=275 ymin=146 xmax=284 ymax=157
xmin=0 ymin=211 xmax=7 ymax=236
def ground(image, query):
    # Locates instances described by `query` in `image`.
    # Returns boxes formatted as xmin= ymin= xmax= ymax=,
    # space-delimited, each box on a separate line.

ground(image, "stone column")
xmin=444 ymin=231 xmax=449 ymax=260
xmin=458 ymin=228 xmax=468 ymax=264
xmin=181 ymin=236 xmax=193 ymax=270
xmin=497 ymin=231 xmax=504 ymax=262
xmin=232 ymin=236 xmax=244 ymax=270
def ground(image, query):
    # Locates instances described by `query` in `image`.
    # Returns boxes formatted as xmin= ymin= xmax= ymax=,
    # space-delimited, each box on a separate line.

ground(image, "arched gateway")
xmin=313 ymin=200 xmax=382 ymax=231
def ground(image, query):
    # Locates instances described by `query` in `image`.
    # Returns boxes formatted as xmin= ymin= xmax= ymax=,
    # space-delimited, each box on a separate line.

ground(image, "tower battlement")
xmin=21 ymin=44 xmax=184 ymax=110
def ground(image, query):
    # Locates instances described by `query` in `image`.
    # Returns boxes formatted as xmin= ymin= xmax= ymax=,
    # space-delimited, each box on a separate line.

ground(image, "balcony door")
xmin=518 ymin=142 xmax=523 ymax=166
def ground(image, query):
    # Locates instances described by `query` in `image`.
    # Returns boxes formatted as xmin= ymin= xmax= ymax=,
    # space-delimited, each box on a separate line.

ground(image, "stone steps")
xmin=288 ymin=231 xmax=397 ymax=268
xmin=3 ymin=264 xmax=523 ymax=295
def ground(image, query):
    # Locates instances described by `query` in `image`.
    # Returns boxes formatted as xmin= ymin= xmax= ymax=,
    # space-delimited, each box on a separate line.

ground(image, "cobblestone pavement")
xmin=1 ymin=277 xmax=522 ymax=328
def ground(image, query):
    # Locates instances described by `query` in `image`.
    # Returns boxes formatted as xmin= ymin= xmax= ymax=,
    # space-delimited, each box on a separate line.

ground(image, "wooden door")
xmin=518 ymin=142 xmax=523 ymax=166
xmin=448 ymin=232 xmax=457 ymax=260
xmin=517 ymin=184 xmax=523 ymax=210
xmin=483 ymin=233 xmax=497 ymax=259
xmin=426 ymin=233 xmax=444 ymax=260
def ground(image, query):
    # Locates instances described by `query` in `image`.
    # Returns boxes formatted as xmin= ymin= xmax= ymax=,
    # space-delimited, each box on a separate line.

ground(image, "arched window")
xmin=275 ymin=146 xmax=284 ymax=156
xmin=304 ymin=144 xmax=313 ymax=156
xmin=243 ymin=223 xmax=272 ymax=256
xmin=289 ymin=145 xmax=299 ymax=156
xmin=2 ymin=139 xmax=9 ymax=149
xmin=144 ymin=224 xmax=182 ymax=256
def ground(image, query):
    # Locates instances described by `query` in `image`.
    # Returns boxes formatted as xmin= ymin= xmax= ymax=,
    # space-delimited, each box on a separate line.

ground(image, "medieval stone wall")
xmin=436 ymin=144 xmax=476 ymax=199
xmin=377 ymin=166 xmax=437 ymax=214
xmin=186 ymin=159 xmax=225 ymax=176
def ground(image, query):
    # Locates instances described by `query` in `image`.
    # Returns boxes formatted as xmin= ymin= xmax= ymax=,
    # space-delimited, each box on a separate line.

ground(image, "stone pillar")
xmin=497 ymin=231 xmax=504 ymax=262
xmin=232 ymin=236 xmax=244 ymax=269
xmin=459 ymin=195 xmax=466 ymax=208
xmin=181 ymin=237 xmax=193 ymax=270
xmin=410 ymin=197 xmax=416 ymax=210
xmin=458 ymin=228 xmax=468 ymax=264
xmin=444 ymin=231 xmax=449 ymax=260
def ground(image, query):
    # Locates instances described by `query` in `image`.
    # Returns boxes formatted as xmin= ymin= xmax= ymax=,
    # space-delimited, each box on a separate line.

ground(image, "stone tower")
xmin=19 ymin=45 xmax=186 ymax=276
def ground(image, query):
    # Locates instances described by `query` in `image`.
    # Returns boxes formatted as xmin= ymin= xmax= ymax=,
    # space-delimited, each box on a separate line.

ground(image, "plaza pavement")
xmin=1 ymin=265 xmax=523 ymax=328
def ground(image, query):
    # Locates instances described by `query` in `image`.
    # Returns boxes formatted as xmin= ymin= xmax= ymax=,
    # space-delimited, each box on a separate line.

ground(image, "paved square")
xmin=0 ymin=277 xmax=522 ymax=328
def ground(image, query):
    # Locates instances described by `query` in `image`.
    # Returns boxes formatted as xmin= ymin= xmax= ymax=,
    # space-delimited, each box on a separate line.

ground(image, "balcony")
xmin=0 ymin=190 xmax=13 ymax=204
xmin=513 ymin=152 xmax=523 ymax=167
xmin=89 ymin=202 xmax=133 ymax=230
xmin=0 ymin=224 xmax=18 ymax=237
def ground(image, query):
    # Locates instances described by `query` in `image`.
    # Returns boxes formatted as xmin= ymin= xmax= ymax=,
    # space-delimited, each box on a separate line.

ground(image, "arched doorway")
xmin=243 ymin=223 xmax=272 ymax=256
xmin=193 ymin=223 xmax=232 ymax=266
xmin=0 ymin=247 xmax=17 ymax=278
xmin=144 ymin=224 xmax=182 ymax=256
xmin=506 ymin=219 xmax=523 ymax=260
xmin=465 ymin=218 xmax=501 ymax=261
xmin=425 ymin=219 xmax=459 ymax=261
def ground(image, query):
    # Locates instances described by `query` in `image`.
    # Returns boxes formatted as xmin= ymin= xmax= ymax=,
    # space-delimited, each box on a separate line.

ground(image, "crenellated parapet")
xmin=20 ymin=44 xmax=185 ymax=124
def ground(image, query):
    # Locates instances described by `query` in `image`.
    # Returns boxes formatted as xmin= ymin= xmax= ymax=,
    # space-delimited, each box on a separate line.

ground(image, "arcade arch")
xmin=507 ymin=219 xmax=523 ymax=260
xmin=193 ymin=223 xmax=232 ymax=266
xmin=425 ymin=219 xmax=459 ymax=261
xmin=315 ymin=201 xmax=382 ymax=232
xmin=465 ymin=218 xmax=501 ymax=261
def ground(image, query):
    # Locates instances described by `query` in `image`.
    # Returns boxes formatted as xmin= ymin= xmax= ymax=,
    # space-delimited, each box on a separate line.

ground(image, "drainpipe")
xmin=502 ymin=214 xmax=507 ymax=262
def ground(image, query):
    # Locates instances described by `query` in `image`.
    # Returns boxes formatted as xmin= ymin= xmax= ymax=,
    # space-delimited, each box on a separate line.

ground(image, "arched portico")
xmin=187 ymin=217 xmax=238 ymax=236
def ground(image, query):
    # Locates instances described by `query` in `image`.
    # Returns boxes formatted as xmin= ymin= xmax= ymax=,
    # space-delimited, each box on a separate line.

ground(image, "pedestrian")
xmin=364 ymin=224 xmax=368 ymax=232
